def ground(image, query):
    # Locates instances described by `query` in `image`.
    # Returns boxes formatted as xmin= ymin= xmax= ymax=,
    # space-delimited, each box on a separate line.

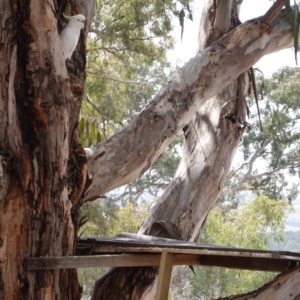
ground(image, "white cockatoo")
xmin=60 ymin=13 xmax=85 ymax=60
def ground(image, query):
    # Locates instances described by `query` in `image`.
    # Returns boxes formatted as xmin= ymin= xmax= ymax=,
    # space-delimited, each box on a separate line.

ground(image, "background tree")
xmin=78 ymin=201 xmax=148 ymax=292
xmin=269 ymin=231 xmax=300 ymax=251
xmin=223 ymin=67 xmax=300 ymax=205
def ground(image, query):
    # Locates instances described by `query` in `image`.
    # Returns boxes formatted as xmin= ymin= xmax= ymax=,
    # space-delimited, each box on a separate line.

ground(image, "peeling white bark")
xmin=139 ymin=85 xmax=243 ymax=241
xmin=84 ymin=11 xmax=296 ymax=201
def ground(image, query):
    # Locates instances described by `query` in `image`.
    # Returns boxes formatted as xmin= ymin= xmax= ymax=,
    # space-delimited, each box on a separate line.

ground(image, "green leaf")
xmin=85 ymin=120 xmax=90 ymax=142
xmin=179 ymin=9 xmax=185 ymax=40
xmin=78 ymin=117 xmax=102 ymax=147
xmin=284 ymin=0 xmax=300 ymax=64
xmin=97 ymin=132 xmax=102 ymax=143
xmin=187 ymin=4 xmax=193 ymax=21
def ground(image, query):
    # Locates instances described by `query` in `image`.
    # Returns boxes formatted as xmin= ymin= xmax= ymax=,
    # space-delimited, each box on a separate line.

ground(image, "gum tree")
xmin=1 ymin=0 xmax=299 ymax=299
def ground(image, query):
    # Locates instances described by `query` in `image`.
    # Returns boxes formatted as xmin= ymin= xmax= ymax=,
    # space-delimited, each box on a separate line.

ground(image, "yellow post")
xmin=155 ymin=251 xmax=174 ymax=300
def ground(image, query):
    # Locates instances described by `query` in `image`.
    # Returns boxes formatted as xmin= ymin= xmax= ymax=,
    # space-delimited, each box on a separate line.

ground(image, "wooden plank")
xmin=197 ymin=255 xmax=291 ymax=272
xmin=24 ymin=249 xmax=300 ymax=272
xmin=77 ymin=235 xmax=300 ymax=258
xmin=156 ymin=251 xmax=174 ymax=300
xmin=172 ymin=254 xmax=291 ymax=272
xmin=24 ymin=254 xmax=161 ymax=270
xmin=24 ymin=252 xmax=299 ymax=272
xmin=77 ymin=245 xmax=300 ymax=264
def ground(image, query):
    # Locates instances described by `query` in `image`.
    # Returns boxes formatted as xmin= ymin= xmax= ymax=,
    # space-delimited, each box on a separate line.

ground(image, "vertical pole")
xmin=155 ymin=251 xmax=174 ymax=300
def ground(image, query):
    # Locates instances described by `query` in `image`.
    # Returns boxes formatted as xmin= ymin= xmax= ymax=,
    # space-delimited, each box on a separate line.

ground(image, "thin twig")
xmin=127 ymin=85 xmax=147 ymax=100
xmin=84 ymin=96 xmax=108 ymax=139
xmin=85 ymin=95 xmax=103 ymax=117
xmin=86 ymin=70 xmax=147 ymax=85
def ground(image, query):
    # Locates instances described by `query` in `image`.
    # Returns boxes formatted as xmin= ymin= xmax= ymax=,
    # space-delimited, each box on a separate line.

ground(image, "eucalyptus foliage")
xmin=173 ymin=196 xmax=292 ymax=299
xmin=80 ymin=0 xmax=194 ymax=145
xmin=284 ymin=0 xmax=300 ymax=63
xmin=219 ymin=67 xmax=300 ymax=207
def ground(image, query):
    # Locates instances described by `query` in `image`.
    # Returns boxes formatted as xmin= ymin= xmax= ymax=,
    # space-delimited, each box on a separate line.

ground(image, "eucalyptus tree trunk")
xmin=139 ymin=0 xmax=245 ymax=242
xmin=0 ymin=0 xmax=94 ymax=299
xmin=139 ymin=0 xmax=248 ymax=298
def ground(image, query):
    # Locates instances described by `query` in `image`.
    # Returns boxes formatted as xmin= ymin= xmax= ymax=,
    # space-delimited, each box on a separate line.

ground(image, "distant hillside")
xmin=268 ymin=231 xmax=300 ymax=252
xmin=285 ymin=198 xmax=300 ymax=231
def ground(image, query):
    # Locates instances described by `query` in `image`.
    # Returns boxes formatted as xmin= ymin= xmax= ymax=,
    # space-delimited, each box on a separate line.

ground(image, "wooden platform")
xmin=24 ymin=233 xmax=300 ymax=300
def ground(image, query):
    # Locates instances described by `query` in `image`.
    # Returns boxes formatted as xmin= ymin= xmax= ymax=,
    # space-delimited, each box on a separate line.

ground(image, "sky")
xmin=171 ymin=0 xmax=300 ymax=232
xmin=171 ymin=0 xmax=299 ymax=77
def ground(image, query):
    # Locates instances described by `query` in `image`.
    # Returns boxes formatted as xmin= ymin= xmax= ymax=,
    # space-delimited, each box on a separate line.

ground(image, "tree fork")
xmin=84 ymin=6 xmax=297 ymax=201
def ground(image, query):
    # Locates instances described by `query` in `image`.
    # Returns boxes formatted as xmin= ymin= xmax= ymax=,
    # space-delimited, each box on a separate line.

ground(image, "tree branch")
xmin=232 ymin=160 xmax=300 ymax=193
xmin=262 ymin=0 xmax=284 ymax=24
xmin=231 ymin=138 xmax=272 ymax=191
xmin=86 ymin=70 xmax=147 ymax=85
xmin=84 ymin=95 xmax=103 ymax=117
xmin=84 ymin=10 xmax=296 ymax=201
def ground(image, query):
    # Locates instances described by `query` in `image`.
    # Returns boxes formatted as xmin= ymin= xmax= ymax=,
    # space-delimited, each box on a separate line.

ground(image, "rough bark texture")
xmin=91 ymin=267 xmax=159 ymax=300
xmin=0 ymin=0 xmax=93 ymax=298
